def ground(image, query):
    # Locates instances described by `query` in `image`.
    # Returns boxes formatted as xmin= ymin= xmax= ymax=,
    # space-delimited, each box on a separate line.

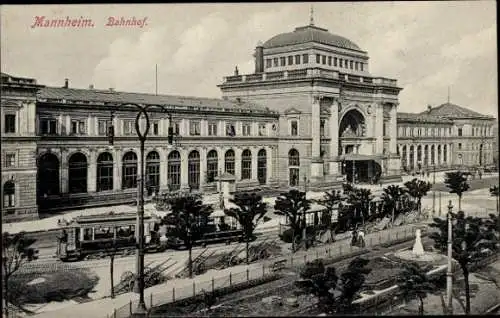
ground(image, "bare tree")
xmin=2 ymin=231 xmax=37 ymax=318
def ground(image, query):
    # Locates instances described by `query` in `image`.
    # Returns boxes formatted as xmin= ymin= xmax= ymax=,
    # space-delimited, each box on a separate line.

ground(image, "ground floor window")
xmin=97 ymin=152 xmax=113 ymax=192
xmin=289 ymin=168 xmax=300 ymax=187
xmin=257 ymin=149 xmax=267 ymax=185
xmin=3 ymin=181 xmax=15 ymax=208
xmin=168 ymin=151 xmax=181 ymax=191
xmin=188 ymin=151 xmax=200 ymax=190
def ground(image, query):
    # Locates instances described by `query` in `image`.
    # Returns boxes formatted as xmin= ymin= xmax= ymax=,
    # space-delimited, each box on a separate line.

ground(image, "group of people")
xmin=351 ymin=226 xmax=366 ymax=248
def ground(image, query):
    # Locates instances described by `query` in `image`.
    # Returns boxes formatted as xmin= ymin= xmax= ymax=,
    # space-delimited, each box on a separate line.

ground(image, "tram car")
xmin=56 ymin=212 xmax=164 ymax=261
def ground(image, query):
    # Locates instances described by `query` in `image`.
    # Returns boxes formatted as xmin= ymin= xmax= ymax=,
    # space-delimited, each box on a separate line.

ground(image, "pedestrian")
xmin=358 ymin=229 xmax=365 ymax=247
xmin=351 ymin=227 xmax=358 ymax=247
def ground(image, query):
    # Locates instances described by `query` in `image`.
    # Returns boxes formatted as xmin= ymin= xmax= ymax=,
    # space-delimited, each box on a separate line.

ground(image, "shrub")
xmin=279 ymin=226 xmax=316 ymax=243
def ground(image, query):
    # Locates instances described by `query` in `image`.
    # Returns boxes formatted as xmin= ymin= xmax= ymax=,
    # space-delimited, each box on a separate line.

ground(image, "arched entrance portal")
xmin=37 ymin=153 xmax=60 ymax=199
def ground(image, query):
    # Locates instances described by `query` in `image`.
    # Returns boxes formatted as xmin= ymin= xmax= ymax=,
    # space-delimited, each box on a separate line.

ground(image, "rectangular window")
xmin=288 ymin=56 xmax=293 ymax=65
xmin=316 ymin=54 xmax=321 ymax=64
xmin=226 ymin=123 xmax=236 ymax=136
xmin=5 ymin=153 xmax=16 ymax=167
xmin=152 ymin=121 xmax=159 ymax=136
xmin=302 ymin=54 xmax=309 ymax=64
xmin=383 ymin=122 xmax=387 ymax=136
xmin=273 ymin=58 xmax=278 ymax=67
xmin=360 ymin=63 xmax=364 ymax=71
xmin=123 ymin=120 xmax=134 ymax=135
xmin=98 ymin=120 xmax=111 ymax=136
xmin=295 ymin=55 xmax=300 ymax=64
xmin=355 ymin=62 xmax=359 ymax=70
xmin=172 ymin=121 xmax=180 ymax=135
xmin=242 ymin=123 xmax=251 ymax=136
xmin=471 ymin=128 xmax=475 ymax=136
xmin=339 ymin=59 xmax=343 ymax=68
xmin=258 ymin=123 xmax=267 ymax=136
xmin=458 ymin=143 xmax=462 ymax=150
xmin=350 ymin=60 xmax=354 ymax=69
xmin=189 ymin=120 xmax=201 ymax=136
xmin=4 ymin=114 xmax=16 ymax=133
xmin=71 ymin=120 xmax=86 ymax=135
xmin=290 ymin=120 xmax=298 ymax=136
xmin=328 ymin=56 xmax=332 ymax=66
xmin=322 ymin=55 xmax=326 ymax=64
xmin=208 ymin=122 xmax=218 ymax=136
xmin=266 ymin=59 xmax=272 ymax=68
xmin=320 ymin=120 xmax=325 ymax=137
xmin=40 ymin=118 xmax=57 ymax=135
xmin=280 ymin=57 xmax=286 ymax=66
xmin=458 ymin=128 xmax=462 ymax=137
xmin=334 ymin=57 xmax=338 ymax=67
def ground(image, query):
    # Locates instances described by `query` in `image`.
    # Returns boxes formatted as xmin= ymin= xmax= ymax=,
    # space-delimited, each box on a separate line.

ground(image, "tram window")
xmin=116 ymin=226 xmax=134 ymax=238
xmin=83 ymin=228 xmax=92 ymax=240
xmin=94 ymin=227 xmax=114 ymax=240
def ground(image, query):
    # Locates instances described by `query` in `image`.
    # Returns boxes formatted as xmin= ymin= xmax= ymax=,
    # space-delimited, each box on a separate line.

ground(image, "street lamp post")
xmin=432 ymin=165 xmax=436 ymax=217
xmin=302 ymin=176 xmax=309 ymax=249
xmin=108 ymin=103 xmax=174 ymax=317
xmin=446 ymin=200 xmax=454 ymax=315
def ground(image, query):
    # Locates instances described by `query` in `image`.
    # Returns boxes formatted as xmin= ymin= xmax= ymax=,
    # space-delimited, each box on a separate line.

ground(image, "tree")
xmin=382 ymin=185 xmax=406 ymax=226
xmin=224 ymin=192 xmax=267 ymax=264
xmin=316 ymin=190 xmax=342 ymax=240
xmin=2 ymin=232 xmax=37 ymax=318
xmin=444 ymin=171 xmax=470 ymax=211
xmin=337 ymin=257 xmax=372 ymax=314
xmin=404 ymin=178 xmax=432 ymax=217
xmin=395 ymin=262 xmax=438 ymax=315
xmin=429 ymin=211 xmax=496 ymax=314
xmin=294 ymin=259 xmax=338 ymax=314
xmin=274 ymin=189 xmax=311 ymax=252
xmin=490 ymin=185 xmax=499 ymax=229
xmin=163 ymin=194 xmax=213 ymax=278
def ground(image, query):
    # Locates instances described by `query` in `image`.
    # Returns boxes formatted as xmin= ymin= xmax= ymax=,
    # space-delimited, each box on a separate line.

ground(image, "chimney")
xmin=89 ymin=84 xmax=94 ymax=89
xmin=255 ymin=41 xmax=264 ymax=73
xmin=234 ymin=66 xmax=239 ymax=76
xmin=64 ymin=78 xmax=69 ymax=88
xmin=427 ymin=105 xmax=432 ymax=113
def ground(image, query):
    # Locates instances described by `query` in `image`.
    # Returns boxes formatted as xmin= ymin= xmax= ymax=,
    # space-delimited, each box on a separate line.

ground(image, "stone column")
xmin=329 ymin=98 xmax=340 ymax=175
xmin=266 ymin=146 xmax=273 ymax=182
xmin=413 ymin=145 xmax=418 ymax=169
xmin=235 ymin=148 xmax=242 ymax=180
xmin=180 ymin=148 xmax=189 ymax=189
xmin=219 ymin=148 xmax=225 ymax=174
xmin=87 ymin=150 xmax=97 ymax=193
xmin=311 ymin=95 xmax=324 ymax=178
xmin=60 ymin=157 xmax=69 ymax=194
xmin=389 ymin=105 xmax=398 ymax=154
xmin=113 ymin=148 xmax=122 ymax=191
xmin=406 ymin=144 xmax=410 ymax=169
xmin=160 ymin=148 xmax=168 ymax=190
xmin=251 ymin=147 xmax=258 ymax=180
xmin=199 ymin=148 xmax=207 ymax=188
xmin=375 ymin=104 xmax=384 ymax=154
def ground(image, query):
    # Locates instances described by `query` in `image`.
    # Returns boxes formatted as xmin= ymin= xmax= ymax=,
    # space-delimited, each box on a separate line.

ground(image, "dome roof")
xmin=263 ymin=25 xmax=362 ymax=51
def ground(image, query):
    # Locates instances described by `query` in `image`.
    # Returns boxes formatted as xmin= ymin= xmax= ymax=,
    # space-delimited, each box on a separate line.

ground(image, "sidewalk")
xmin=30 ymin=223 xmax=421 ymax=318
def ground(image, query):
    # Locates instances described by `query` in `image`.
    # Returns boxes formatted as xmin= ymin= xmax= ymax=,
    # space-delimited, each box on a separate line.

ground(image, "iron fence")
xmin=109 ymin=224 xmax=418 ymax=318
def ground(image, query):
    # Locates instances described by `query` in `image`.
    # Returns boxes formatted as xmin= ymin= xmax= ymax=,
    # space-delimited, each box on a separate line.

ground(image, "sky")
xmin=1 ymin=2 xmax=497 ymax=116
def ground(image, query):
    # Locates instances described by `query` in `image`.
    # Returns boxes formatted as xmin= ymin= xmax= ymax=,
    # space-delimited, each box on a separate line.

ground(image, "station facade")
xmin=1 ymin=21 xmax=496 ymax=221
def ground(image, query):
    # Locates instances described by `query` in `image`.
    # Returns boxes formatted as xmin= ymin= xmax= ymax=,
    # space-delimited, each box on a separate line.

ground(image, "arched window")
xmin=188 ymin=150 xmax=200 ymax=190
xmin=417 ymin=145 xmax=422 ymax=163
xmin=409 ymin=146 xmax=414 ymax=169
xmin=402 ymin=145 xmax=407 ymax=168
xmin=206 ymin=150 xmax=218 ymax=183
xmin=3 ymin=181 xmax=15 ymax=208
xmin=146 ymin=151 xmax=160 ymax=196
xmin=437 ymin=145 xmax=442 ymax=165
xmin=68 ymin=152 xmax=87 ymax=194
xmin=423 ymin=145 xmax=428 ymax=166
xmin=288 ymin=148 xmax=300 ymax=187
xmin=38 ymin=153 xmax=60 ymax=197
xmin=430 ymin=145 xmax=435 ymax=165
xmin=257 ymin=149 xmax=267 ymax=185
xmin=241 ymin=149 xmax=252 ymax=180
xmin=443 ymin=145 xmax=447 ymax=162
xmin=122 ymin=152 xmax=138 ymax=189
xmin=339 ymin=109 xmax=365 ymax=137
xmin=479 ymin=144 xmax=483 ymax=166
xmin=96 ymin=152 xmax=113 ymax=192
xmin=225 ymin=150 xmax=235 ymax=175
xmin=168 ymin=151 xmax=181 ymax=191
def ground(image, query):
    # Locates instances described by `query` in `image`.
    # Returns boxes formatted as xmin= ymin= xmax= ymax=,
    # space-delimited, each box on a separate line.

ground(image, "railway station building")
xmin=1 ymin=20 xmax=496 ymax=222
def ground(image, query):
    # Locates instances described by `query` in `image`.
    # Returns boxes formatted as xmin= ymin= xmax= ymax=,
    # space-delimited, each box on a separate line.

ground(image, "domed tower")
xmin=219 ymin=20 xmax=403 ymax=190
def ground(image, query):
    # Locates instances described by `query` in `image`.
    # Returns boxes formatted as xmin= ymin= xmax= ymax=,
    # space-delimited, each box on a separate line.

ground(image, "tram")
xmin=56 ymin=212 xmax=164 ymax=261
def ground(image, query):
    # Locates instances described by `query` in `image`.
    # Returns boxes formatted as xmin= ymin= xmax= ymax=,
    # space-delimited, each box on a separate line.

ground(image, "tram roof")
xmin=72 ymin=212 xmax=152 ymax=225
